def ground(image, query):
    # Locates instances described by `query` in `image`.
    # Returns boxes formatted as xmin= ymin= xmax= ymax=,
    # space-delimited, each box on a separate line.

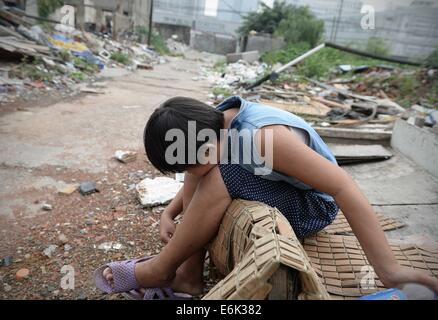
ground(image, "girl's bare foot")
xmin=102 ymin=261 xmax=203 ymax=296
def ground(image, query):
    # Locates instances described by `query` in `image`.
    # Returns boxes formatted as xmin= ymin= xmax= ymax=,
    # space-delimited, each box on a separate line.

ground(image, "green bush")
xmin=110 ymin=52 xmax=131 ymax=65
xmin=212 ymin=86 xmax=233 ymax=97
xmin=365 ymin=37 xmax=390 ymax=56
xmin=213 ymin=59 xmax=227 ymax=73
xmin=274 ymin=7 xmax=324 ymax=47
xmin=426 ymin=48 xmax=438 ymax=67
xmin=37 ymin=0 xmax=64 ymax=18
xmin=135 ymin=27 xmax=170 ymax=55
xmin=72 ymin=57 xmax=99 ymax=74
xmin=238 ymin=3 xmax=324 ymax=47
xmin=262 ymin=43 xmax=396 ymax=79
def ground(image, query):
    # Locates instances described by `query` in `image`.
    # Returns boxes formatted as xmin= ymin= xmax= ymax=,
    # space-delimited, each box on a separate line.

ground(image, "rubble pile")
xmin=196 ymin=60 xmax=267 ymax=101
xmin=0 ymin=5 xmax=165 ymax=106
xmin=165 ymin=37 xmax=189 ymax=56
xmin=201 ymin=54 xmax=438 ymax=139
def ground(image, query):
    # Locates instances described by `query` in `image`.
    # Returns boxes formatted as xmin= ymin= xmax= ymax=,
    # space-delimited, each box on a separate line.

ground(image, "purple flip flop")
xmin=94 ymin=256 xmax=153 ymax=294
xmin=122 ymin=287 xmax=194 ymax=300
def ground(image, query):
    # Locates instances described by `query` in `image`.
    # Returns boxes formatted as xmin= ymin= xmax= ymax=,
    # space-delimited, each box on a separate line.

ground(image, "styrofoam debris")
xmin=136 ymin=177 xmax=183 ymax=207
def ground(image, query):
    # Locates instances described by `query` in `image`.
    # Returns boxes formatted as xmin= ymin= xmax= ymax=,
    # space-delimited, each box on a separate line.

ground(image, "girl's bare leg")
xmin=133 ymin=166 xmax=231 ymax=288
xmin=169 ymin=172 xmax=206 ymax=295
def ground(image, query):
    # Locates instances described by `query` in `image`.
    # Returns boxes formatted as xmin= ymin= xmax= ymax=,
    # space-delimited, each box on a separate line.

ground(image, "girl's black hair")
xmin=143 ymin=97 xmax=224 ymax=173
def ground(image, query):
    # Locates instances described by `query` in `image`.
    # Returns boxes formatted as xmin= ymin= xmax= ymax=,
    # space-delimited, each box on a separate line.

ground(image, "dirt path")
xmin=0 ymin=54 xmax=219 ymax=299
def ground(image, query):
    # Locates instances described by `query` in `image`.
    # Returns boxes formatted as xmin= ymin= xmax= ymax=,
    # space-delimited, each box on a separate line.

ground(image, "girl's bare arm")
xmin=162 ymin=187 xmax=183 ymax=220
xmin=256 ymin=125 xmax=438 ymax=290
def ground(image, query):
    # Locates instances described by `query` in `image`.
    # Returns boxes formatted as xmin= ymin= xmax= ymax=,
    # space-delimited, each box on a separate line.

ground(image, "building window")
xmin=204 ymin=0 xmax=219 ymax=17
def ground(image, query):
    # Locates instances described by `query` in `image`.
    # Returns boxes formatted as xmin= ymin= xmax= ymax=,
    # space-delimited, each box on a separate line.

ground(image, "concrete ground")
xmin=0 ymin=52 xmax=437 ymax=299
xmin=0 ymin=53 xmax=215 ymax=220
xmin=344 ymin=153 xmax=438 ymax=243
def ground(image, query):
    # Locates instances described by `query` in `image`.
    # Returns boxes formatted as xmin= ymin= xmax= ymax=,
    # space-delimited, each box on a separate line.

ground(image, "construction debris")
xmin=114 ymin=150 xmax=137 ymax=163
xmin=57 ymin=184 xmax=79 ymax=195
xmin=1 ymin=256 xmax=13 ymax=267
xmin=15 ymin=268 xmax=30 ymax=281
xmin=226 ymin=50 xmax=260 ymax=64
xmin=41 ymin=203 xmax=53 ymax=211
xmin=0 ymin=5 xmax=166 ymax=107
xmin=329 ymin=144 xmax=393 ymax=165
xmin=136 ymin=177 xmax=183 ymax=207
xmin=79 ymin=181 xmax=98 ymax=195
xmin=97 ymin=242 xmax=123 ymax=252
xmin=43 ymin=245 xmax=57 ymax=258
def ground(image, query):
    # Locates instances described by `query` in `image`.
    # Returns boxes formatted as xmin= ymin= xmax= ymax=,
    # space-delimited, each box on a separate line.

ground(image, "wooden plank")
xmin=261 ymin=99 xmax=331 ymax=117
xmin=328 ymin=144 xmax=393 ymax=164
xmin=314 ymin=127 xmax=392 ymax=141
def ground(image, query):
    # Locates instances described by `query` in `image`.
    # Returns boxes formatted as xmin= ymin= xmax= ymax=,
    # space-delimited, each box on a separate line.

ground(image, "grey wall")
xmin=190 ymin=30 xmax=237 ymax=54
xmin=244 ymin=34 xmax=286 ymax=53
xmin=154 ymin=23 xmax=191 ymax=44
xmin=285 ymin=0 xmax=438 ymax=59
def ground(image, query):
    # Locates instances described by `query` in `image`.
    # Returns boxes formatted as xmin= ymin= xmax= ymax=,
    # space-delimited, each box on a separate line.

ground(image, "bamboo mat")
xmin=204 ymin=199 xmax=438 ymax=300
xmin=304 ymin=234 xmax=438 ymax=299
xmin=323 ymin=211 xmax=405 ymax=235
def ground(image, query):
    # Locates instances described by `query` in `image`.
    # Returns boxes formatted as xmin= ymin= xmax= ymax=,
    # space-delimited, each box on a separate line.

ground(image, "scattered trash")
xmin=1 ymin=255 xmax=13 ymax=267
xmin=166 ymin=38 xmax=189 ymax=56
xmin=97 ymin=242 xmax=123 ymax=252
xmin=64 ymin=244 xmax=72 ymax=252
xmin=226 ymin=50 xmax=260 ymax=64
xmin=3 ymin=283 xmax=12 ymax=292
xmin=43 ymin=245 xmax=57 ymax=258
xmin=122 ymin=105 xmax=143 ymax=109
xmin=57 ymin=184 xmax=79 ymax=195
xmin=175 ymin=173 xmax=185 ymax=182
xmin=41 ymin=203 xmax=53 ymax=211
xmin=0 ymin=4 xmax=167 ymax=107
xmin=114 ymin=150 xmax=137 ymax=163
xmin=136 ymin=177 xmax=183 ymax=207
xmin=80 ymin=87 xmax=105 ymax=94
xmin=58 ymin=234 xmax=68 ymax=245
xmin=79 ymin=181 xmax=98 ymax=195
xmin=15 ymin=268 xmax=30 ymax=281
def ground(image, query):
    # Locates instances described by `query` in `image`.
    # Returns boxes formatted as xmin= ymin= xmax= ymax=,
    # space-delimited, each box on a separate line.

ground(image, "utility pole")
xmin=147 ymin=0 xmax=154 ymax=46
xmin=113 ymin=0 xmax=123 ymax=41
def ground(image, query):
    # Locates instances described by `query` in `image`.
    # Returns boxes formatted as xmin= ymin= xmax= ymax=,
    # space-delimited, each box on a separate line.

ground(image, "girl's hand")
xmin=159 ymin=213 xmax=176 ymax=244
xmin=380 ymin=265 xmax=438 ymax=292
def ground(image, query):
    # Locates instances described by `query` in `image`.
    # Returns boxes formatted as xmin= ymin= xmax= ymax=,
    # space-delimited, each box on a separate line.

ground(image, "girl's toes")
xmin=103 ymin=267 xmax=113 ymax=282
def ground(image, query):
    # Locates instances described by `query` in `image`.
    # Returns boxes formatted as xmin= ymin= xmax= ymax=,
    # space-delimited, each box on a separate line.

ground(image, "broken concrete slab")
xmin=114 ymin=150 xmax=137 ymax=163
xmin=41 ymin=203 xmax=53 ymax=211
xmin=391 ymin=119 xmax=438 ymax=178
xmin=79 ymin=181 xmax=98 ymax=195
xmin=57 ymin=184 xmax=79 ymax=195
xmin=136 ymin=177 xmax=183 ymax=207
xmin=315 ymin=126 xmax=392 ymax=143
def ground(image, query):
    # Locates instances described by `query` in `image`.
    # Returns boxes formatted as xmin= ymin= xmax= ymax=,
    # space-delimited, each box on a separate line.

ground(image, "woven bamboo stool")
xmin=204 ymin=199 xmax=329 ymax=300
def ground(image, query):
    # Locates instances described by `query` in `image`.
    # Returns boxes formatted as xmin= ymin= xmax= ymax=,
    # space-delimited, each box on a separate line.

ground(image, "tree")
xmin=238 ymin=2 xmax=324 ymax=47
xmin=37 ymin=0 xmax=64 ymax=18
xmin=275 ymin=6 xmax=324 ymax=47
xmin=238 ymin=2 xmax=289 ymax=36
